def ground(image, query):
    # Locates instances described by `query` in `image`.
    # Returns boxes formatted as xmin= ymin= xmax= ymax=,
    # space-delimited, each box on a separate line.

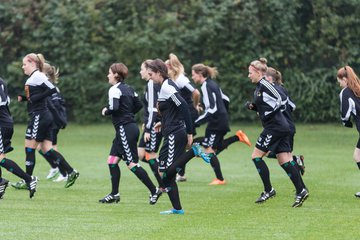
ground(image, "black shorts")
xmin=25 ymin=111 xmax=53 ymax=142
xmin=138 ymin=127 xmax=162 ymax=153
xmin=201 ymin=128 xmax=227 ymax=150
xmin=256 ymin=129 xmax=291 ymax=154
xmin=0 ymin=127 xmax=14 ymax=154
xmin=158 ymin=129 xmax=187 ymax=172
xmin=109 ymin=123 xmax=140 ymax=165
xmin=52 ymin=128 xmax=60 ymax=145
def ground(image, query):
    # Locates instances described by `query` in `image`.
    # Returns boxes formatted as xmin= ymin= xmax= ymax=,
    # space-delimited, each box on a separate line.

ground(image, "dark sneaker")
xmin=295 ymin=155 xmax=305 ymax=175
xmin=27 ymin=176 xmax=38 ymax=199
xmin=65 ymin=170 xmax=79 ymax=188
xmin=192 ymin=143 xmax=211 ymax=163
xmin=149 ymin=187 xmax=162 ymax=205
xmin=0 ymin=178 xmax=9 ymax=199
xmin=355 ymin=192 xmax=360 ymax=198
xmin=99 ymin=193 xmax=120 ymax=203
xmin=292 ymin=188 xmax=309 ymax=208
xmin=255 ymin=188 xmax=276 ymax=203
xmin=11 ymin=179 xmax=28 ymax=190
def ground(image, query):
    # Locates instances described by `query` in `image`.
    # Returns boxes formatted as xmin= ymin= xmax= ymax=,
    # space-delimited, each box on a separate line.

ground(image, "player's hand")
xmin=144 ymin=132 xmax=150 ymax=142
xmin=154 ymin=122 xmax=162 ymax=133
xmin=187 ymin=134 xmax=193 ymax=149
xmin=101 ymin=107 xmax=108 ymax=116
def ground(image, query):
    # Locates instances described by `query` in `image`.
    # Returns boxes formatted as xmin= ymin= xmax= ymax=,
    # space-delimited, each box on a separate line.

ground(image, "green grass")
xmin=0 ymin=123 xmax=359 ymax=239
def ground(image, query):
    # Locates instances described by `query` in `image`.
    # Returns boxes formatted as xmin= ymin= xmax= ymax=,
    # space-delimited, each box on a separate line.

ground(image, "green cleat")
xmin=65 ymin=170 xmax=79 ymax=188
xmin=11 ymin=180 xmax=28 ymax=190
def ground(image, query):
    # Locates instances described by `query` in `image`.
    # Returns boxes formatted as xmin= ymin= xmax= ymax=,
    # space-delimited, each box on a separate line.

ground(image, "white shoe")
xmin=176 ymin=174 xmax=187 ymax=182
xmin=46 ymin=167 xmax=59 ymax=180
xmin=53 ymin=174 xmax=68 ymax=182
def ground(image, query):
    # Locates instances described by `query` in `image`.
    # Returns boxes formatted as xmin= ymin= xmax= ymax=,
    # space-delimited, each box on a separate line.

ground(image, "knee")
xmin=107 ymin=156 xmax=119 ymax=165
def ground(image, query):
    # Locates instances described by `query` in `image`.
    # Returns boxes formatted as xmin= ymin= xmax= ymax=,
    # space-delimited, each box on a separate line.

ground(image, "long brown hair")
xmin=191 ymin=63 xmax=218 ymax=79
xmin=337 ymin=66 xmax=360 ymax=97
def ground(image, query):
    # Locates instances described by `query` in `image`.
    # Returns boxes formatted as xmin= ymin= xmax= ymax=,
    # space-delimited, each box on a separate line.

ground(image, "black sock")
xmin=281 ymin=161 xmax=304 ymax=194
xmin=162 ymin=149 xmax=195 ymax=182
xmin=216 ymin=136 xmax=238 ymax=155
xmin=357 ymin=162 xmax=360 ymax=170
xmin=44 ymin=149 xmax=74 ymax=174
xmin=210 ymin=154 xmax=224 ymax=181
xmin=130 ymin=165 xmax=156 ymax=194
xmin=178 ymin=165 xmax=186 ymax=176
xmin=25 ymin=147 xmax=36 ymax=175
xmin=267 ymin=152 xmax=277 ymax=159
xmin=291 ymin=160 xmax=307 ymax=190
xmin=109 ymin=164 xmax=120 ymax=195
xmin=252 ymin=157 xmax=272 ymax=192
xmin=0 ymin=158 xmax=31 ymax=182
xmin=39 ymin=150 xmax=58 ymax=168
xmin=148 ymin=158 xmax=164 ymax=188
xmin=193 ymin=137 xmax=204 ymax=144
xmin=167 ymin=180 xmax=182 ymax=210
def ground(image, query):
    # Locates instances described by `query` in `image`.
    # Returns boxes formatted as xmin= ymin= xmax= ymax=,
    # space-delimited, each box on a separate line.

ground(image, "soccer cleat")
xmin=209 ymin=178 xmax=226 ymax=185
xmin=149 ymin=187 xmax=163 ymax=205
xmin=46 ymin=167 xmax=60 ymax=180
xmin=295 ymin=155 xmax=305 ymax=175
xmin=0 ymin=178 xmax=9 ymax=199
xmin=176 ymin=174 xmax=187 ymax=182
xmin=99 ymin=193 xmax=120 ymax=203
xmin=236 ymin=130 xmax=252 ymax=147
xmin=255 ymin=188 xmax=276 ymax=203
xmin=355 ymin=192 xmax=360 ymax=198
xmin=53 ymin=174 xmax=68 ymax=182
xmin=192 ymin=143 xmax=211 ymax=163
xmin=160 ymin=209 xmax=185 ymax=215
xmin=11 ymin=179 xmax=28 ymax=190
xmin=27 ymin=176 xmax=38 ymax=199
xmin=65 ymin=170 xmax=79 ymax=188
xmin=292 ymin=188 xmax=309 ymax=208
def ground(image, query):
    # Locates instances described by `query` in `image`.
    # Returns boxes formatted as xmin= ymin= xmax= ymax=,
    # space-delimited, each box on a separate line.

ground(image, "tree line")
xmin=0 ymin=0 xmax=359 ymax=123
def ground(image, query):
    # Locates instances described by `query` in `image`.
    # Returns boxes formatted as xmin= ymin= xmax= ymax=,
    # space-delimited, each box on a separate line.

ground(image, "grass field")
xmin=0 ymin=123 xmax=359 ymax=239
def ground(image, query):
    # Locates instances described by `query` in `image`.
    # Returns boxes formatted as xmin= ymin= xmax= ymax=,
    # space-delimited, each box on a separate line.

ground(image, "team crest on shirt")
xmin=257 ymin=91 xmax=261 ymax=96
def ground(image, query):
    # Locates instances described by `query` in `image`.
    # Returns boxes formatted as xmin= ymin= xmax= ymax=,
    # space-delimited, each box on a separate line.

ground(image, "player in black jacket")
xmin=99 ymin=62 xmax=162 ymax=204
xmin=38 ymin=63 xmax=68 ymax=182
xmin=0 ymin=77 xmax=38 ymax=199
xmin=146 ymin=59 xmax=210 ymax=215
xmin=166 ymin=53 xmax=201 ymax=182
xmin=12 ymin=53 xmax=79 ymax=190
xmin=137 ymin=60 xmax=164 ymax=190
xmin=337 ymin=66 xmax=360 ymax=198
xmin=264 ymin=67 xmax=306 ymax=179
xmin=192 ymin=63 xmax=251 ymax=185
xmin=247 ymin=58 xmax=308 ymax=208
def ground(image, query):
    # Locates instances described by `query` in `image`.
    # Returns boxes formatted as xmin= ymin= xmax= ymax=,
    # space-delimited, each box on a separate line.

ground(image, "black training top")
xmin=104 ymin=81 xmax=142 ymax=129
xmin=0 ymin=77 xmax=13 ymax=128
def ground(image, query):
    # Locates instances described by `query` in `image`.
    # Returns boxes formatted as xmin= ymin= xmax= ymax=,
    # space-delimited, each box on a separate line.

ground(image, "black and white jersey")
xmin=274 ymin=83 xmax=296 ymax=134
xmin=253 ymin=78 xmax=289 ymax=132
xmin=47 ymin=87 xmax=67 ymax=129
xmin=195 ymin=78 xmax=229 ymax=132
xmin=339 ymin=87 xmax=360 ymax=132
xmin=24 ymin=70 xmax=57 ymax=114
xmin=105 ymin=82 xmax=142 ymax=128
xmin=174 ymin=74 xmax=196 ymax=106
xmin=157 ymin=79 xmax=192 ymax=136
xmin=142 ymin=80 xmax=161 ymax=133
xmin=0 ymin=78 xmax=13 ymax=128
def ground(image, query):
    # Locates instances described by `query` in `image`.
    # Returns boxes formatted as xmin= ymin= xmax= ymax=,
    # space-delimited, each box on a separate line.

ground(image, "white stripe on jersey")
xmin=108 ymin=82 xmax=122 ymax=110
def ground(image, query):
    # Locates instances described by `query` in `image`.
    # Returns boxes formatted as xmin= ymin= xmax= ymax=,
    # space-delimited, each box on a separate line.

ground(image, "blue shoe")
xmin=192 ymin=143 xmax=210 ymax=163
xmin=160 ymin=209 xmax=185 ymax=215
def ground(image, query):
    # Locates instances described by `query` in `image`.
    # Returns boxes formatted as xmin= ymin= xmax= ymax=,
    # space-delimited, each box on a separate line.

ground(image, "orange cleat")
xmin=209 ymin=178 xmax=226 ymax=185
xmin=236 ymin=130 xmax=251 ymax=147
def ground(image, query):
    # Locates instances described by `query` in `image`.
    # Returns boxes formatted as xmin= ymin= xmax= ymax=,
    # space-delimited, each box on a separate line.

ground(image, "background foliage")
xmin=0 ymin=0 xmax=359 ymax=123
